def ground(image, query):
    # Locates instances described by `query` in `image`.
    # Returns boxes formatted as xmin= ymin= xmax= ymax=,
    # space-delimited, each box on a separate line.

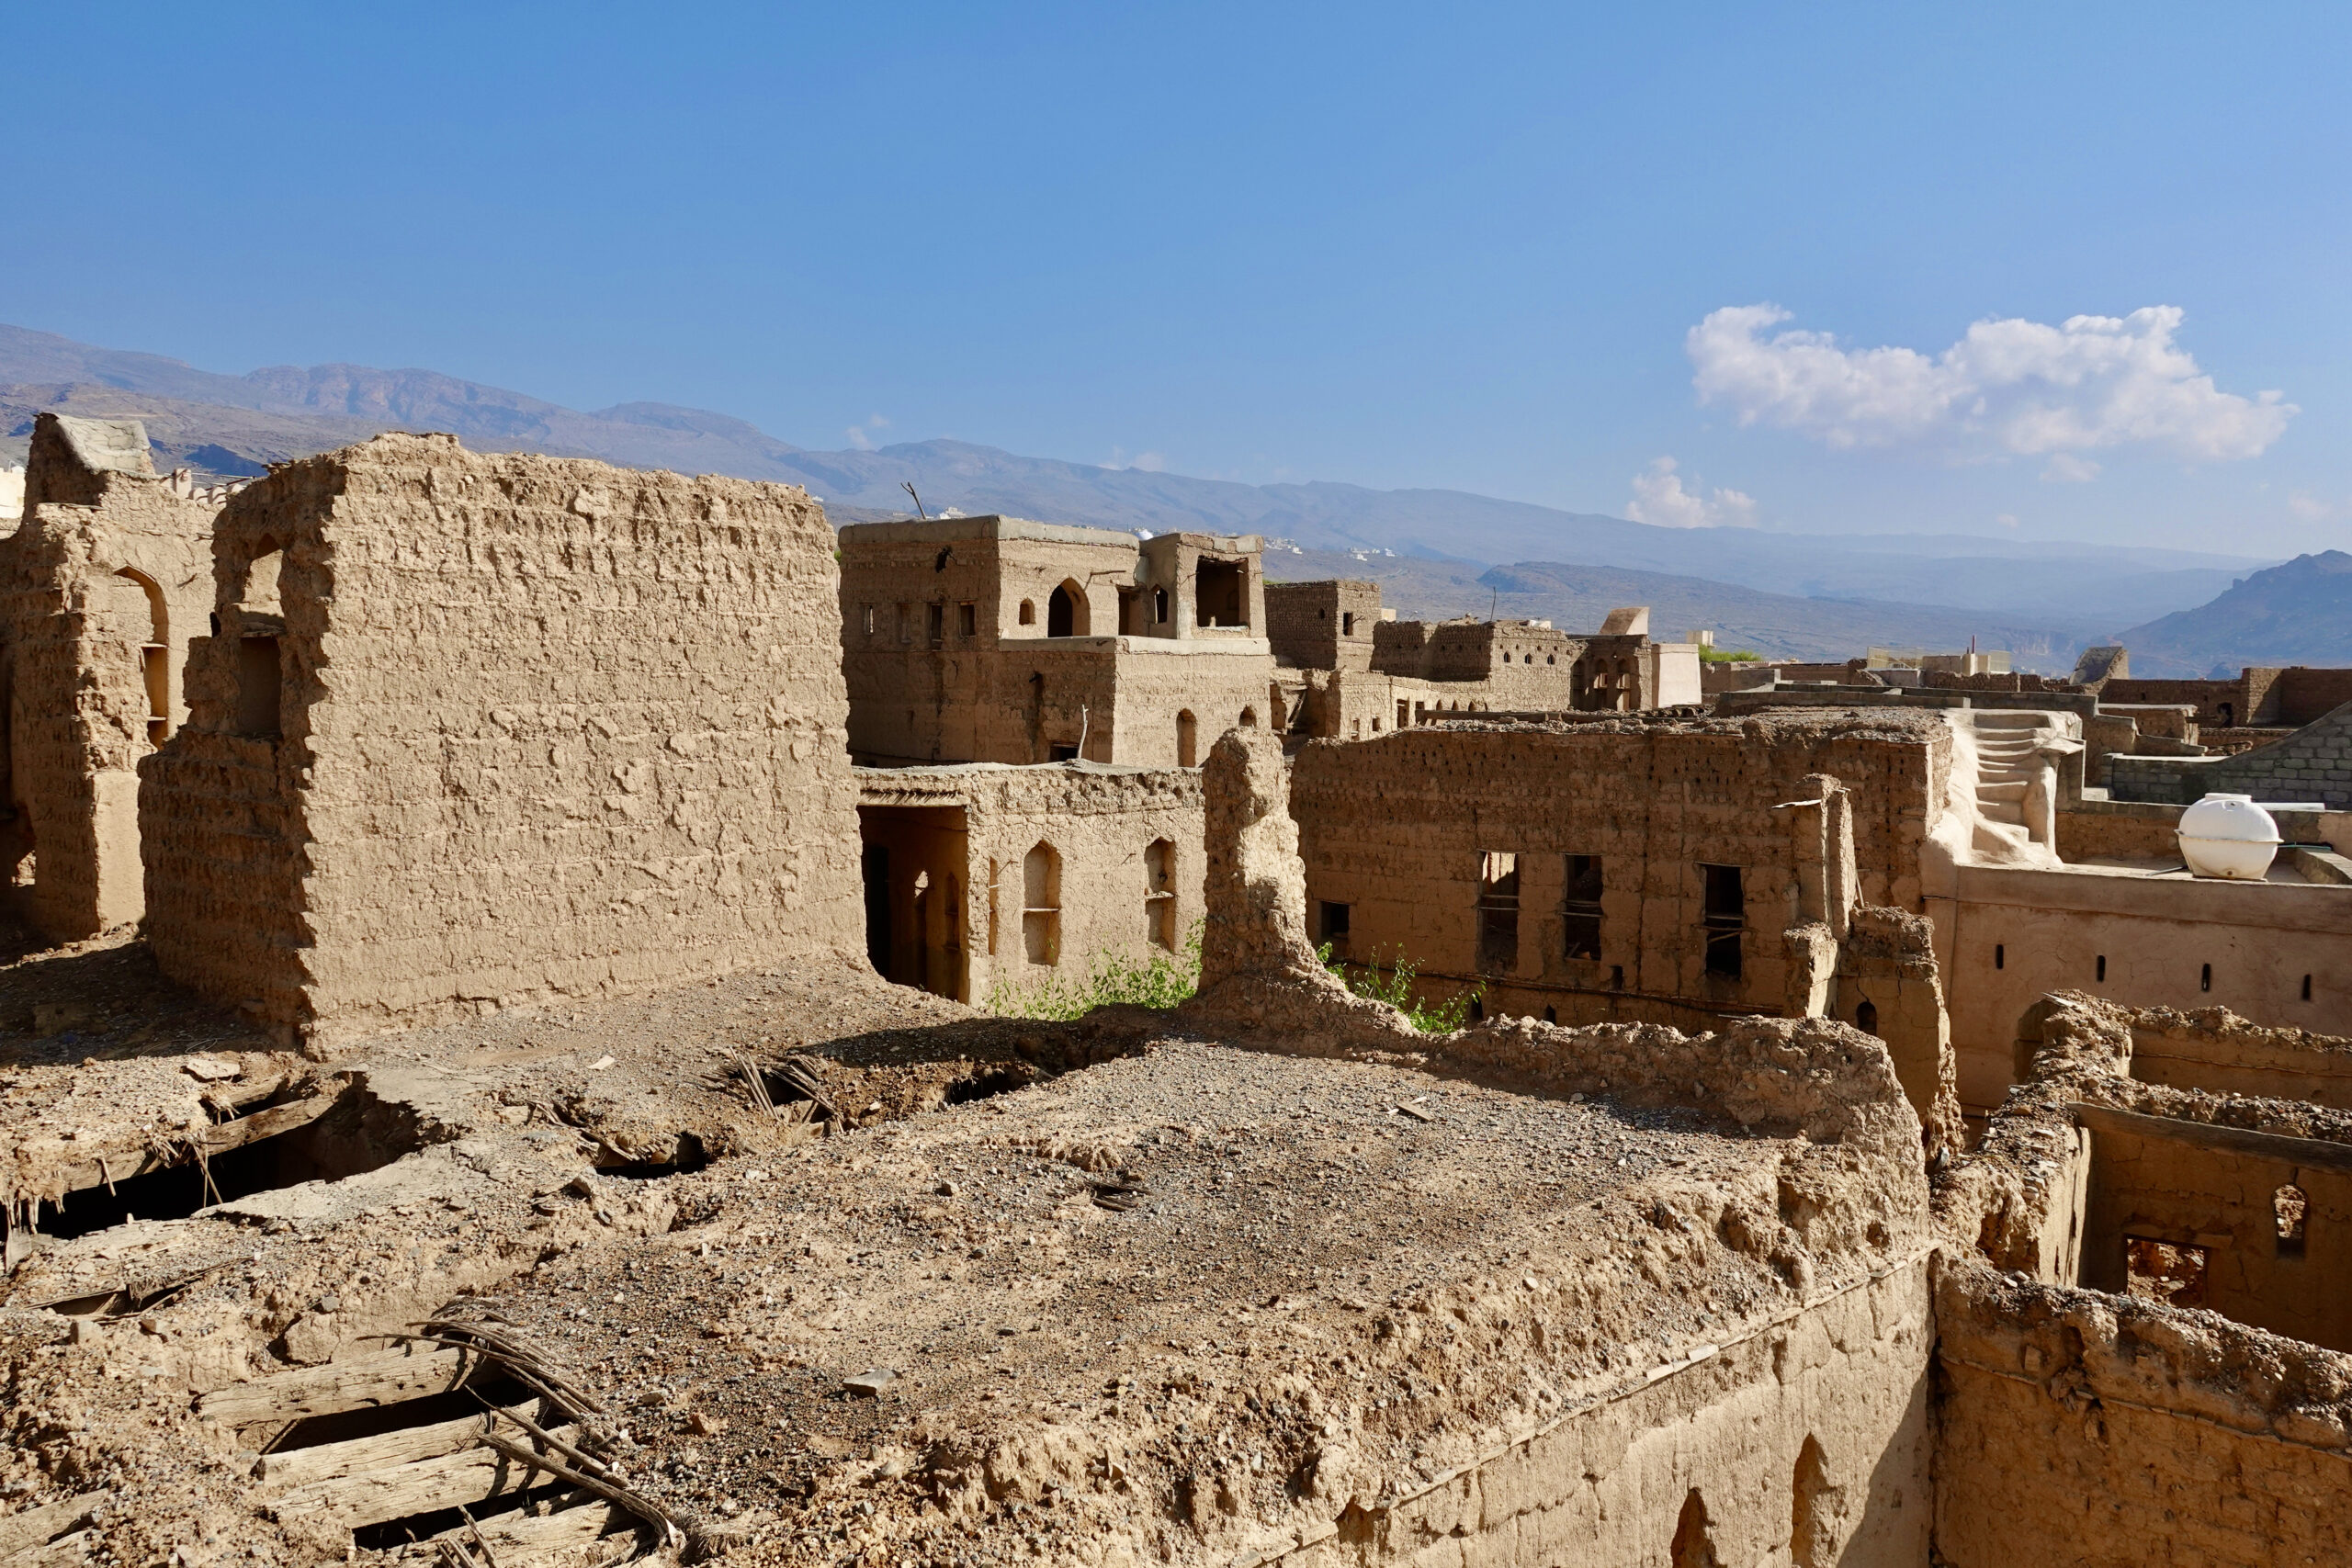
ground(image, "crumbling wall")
xmin=1276 ymin=1263 xmax=1932 ymax=1568
xmin=141 ymin=433 xmax=863 ymax=1043
xmin=1285 ymin=713 xmax=1946 ymax=1028
xmin=0 ymin=413 xmax=215 ymax=939
xmin=1933 ymin=1258 xmax=2352 ymax=1568
xmin=2121 ymin=1003 xmax=2352 ymax=1108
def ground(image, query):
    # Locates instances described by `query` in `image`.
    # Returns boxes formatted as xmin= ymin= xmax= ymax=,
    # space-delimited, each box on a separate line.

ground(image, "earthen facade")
xmin=838 ymin=517 xmax=1277 ymax=767
xmin=0 ymin=414 xmax=216 ymax=939
xmin=138 ymin=433 xmax=864 ymax=1043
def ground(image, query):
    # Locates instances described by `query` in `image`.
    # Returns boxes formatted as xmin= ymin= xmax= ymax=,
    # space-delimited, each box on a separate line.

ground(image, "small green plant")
xmin=1697 ymin=646 xmax=1761 ymax=664
xmin=1317 ymin=942 xmax=1480 ymax=1034
xmin=990 ymin=921 xmax=1204 ymax=1019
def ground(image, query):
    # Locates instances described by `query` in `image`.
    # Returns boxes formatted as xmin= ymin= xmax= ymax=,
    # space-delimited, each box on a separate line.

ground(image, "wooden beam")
xmin=0 ymin=1494 xmax=105 ymax=1560
xmin=425 ymin=1502 xmax=627 ymax=1558
xmin=266 ymin=1426 xmax=579 ymax=1529
xmin=254 ymin=1399 xmax=540 ymax=1490
xmin=197 ymin=1344 xmax=477 ymax=1427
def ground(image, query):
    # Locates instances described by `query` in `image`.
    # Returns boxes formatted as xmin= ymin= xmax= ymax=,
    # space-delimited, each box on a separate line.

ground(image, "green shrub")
xmin=989 ymin=921 xmax=1204 ymax=1019
xmin=1697 ymin=646 xmax=1761 ymax=664
xmin=1317 ymin=942 xmax=1479 ymax=1034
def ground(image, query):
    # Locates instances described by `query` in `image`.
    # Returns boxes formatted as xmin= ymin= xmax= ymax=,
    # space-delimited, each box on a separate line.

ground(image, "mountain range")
xmin=0 ymin=321 xmax=2308 ymax=671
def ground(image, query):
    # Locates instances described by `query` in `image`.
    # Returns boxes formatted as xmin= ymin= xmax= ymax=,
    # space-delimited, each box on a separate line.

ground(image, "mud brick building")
xmin=855 ymin=761 xmax=1204 ymax=1005
xmin=137 ymin=433 xmax=864 ymax=1043
xmin=838 ymin=516 xmax=1278 ymax=767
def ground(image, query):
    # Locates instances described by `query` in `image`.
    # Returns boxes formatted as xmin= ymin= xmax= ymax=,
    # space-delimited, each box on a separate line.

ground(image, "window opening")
xmin=861 ymin=844 xmax=891 ymax=976
xmin=1019 ymin=599 xmax=1036 ymax=626
xmin=2096 ymin=954 xmax=2107 ymax=983
xmin=1176 ymin=710 xmax=1198 ymax=768
xmin=1563 ymin=854 xmax=1603 ymax=960
xmin=1789 ymin=1438 xmax=1843 ymax=1568
xmin=1145 ymin=839 xmax=1178 ymax=950
xmin=1610 ymin=964 xmax=1624 ymax=990
xmin=927 ymin=601 xmax=945 ymax=647
xmin=1542 ymin=1006 xmax=1557 ymax=1023
xmin=235 ymin=637 xmax=282 ymax=738
xmin=1700 ymin=863 xmax=1744 ymax=979
xmin=141 ymin=645 xmax=171 ymax=746
xmin=1194 ymin=558 xmax=1247 ymax=627
xmin=2200 ymin=963 xmax=2212 ymax=992
xmin=1240 ymin=706 xmax=1258 ymax=728
xmin=1153 ymin=586 xmax=1169 ymax=624
xmin=1047 ymin=743 xmax=1080 ymax=762
xmin=1466 ymin=995 xmax=1485 ymax=1022
xmin=1396 ymin=701 xmax=1409 ymax=729
xmin=1476 ymin=851 xmax=1520 ymax=973
xmin=2304 ymin=974 xmax=2314 ymax=1001
xmin=2276 ymin=1184 xmax=2308 ymax=1256
xmin=1022 ymin=842 xmax=1061 ymax=966
xmin=1317 ymin=900 xmax=1350 ymax=950
xmin=1341 ymin=611 xmax=1355 ymax=636
xmin=1995 ymin=943 xmax=2005 ymax=970
xmin=986 ymin=858 xmax=1000 ymax=957
xmin=1047 ymin=581 xmax=1085 ymax=637
xmin=1670 ymin=1489 xmax=1720 ymax=1568
xmin=2124 ymin=1236 xmax=2209 ymax=1307
xmin=1351 ymin=719 xmax=1361 ymax=739
xmin=897 ymin=603 xmax=912 ymax=644
xmin=1854 ymin=998 xmax=1878 ymax=1035
xmin=957 ymin=602 xmax=977 ymax=637
xmin=861 ymin=604 xmax=876 ymax=637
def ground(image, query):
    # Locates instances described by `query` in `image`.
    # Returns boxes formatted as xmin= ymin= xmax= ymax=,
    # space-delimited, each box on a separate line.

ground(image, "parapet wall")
xmin=141 ymin=433 xmax=863 ymax=1042
xmin=2109 ymin=699 xmax=2352 ymax=808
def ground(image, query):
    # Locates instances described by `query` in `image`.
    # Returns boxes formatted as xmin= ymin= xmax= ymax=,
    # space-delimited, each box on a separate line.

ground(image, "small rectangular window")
xmin=1700 ymin=863 xmax=1743 ymax=979
xmin=1342 ymin=611 xmax=1355 ymax=636
xmin=1318 ymin=900 xmax=1351 ymax=946
xmin=957 ymin=601 xmax=977 ymax=637
xmin=235 ymin=637 xmax=282 ymax=738
xmin=861 ymin=604 xmax=876 ymax=637
xmin=1477 ymin=851 xmax=1520 ymax=973
xmin=927 ymin=601 xmax=945 ymax=646
xmin=897 ymin=604 xmax=912 ymax=645
xmin=1564 ymin=853 xmax=1603 ymax=960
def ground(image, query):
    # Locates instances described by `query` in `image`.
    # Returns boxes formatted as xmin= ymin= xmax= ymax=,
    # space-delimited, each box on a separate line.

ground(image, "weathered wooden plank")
xmin=255 ymin=1399 xmax=539 ymax=1490
xmin=0 ymin=1495 xmax=105 ymax=1561
xmin=197 ymin=1344 xmax=477 ymax=1426
xmin=268 ymin=1427 xmax=579 ymax=1529
xmin=420 ymin=1502 xmax=626 ymax=1562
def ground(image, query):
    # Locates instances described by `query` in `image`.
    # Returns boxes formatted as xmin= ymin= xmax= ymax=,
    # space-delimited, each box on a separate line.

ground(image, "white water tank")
xmin=2177 ymin=794 xmax=2280 ymax=881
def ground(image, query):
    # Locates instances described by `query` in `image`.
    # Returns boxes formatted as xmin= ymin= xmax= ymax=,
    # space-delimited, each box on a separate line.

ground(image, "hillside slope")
xmin=2111 ymin=552 xmax=2352 ymax=675
xmin=0 ymin=321 xmax=2264 ymax=640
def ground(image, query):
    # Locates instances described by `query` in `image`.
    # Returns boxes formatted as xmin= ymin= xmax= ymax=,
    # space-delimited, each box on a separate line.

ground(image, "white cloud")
xmin=1996 ymin=513 xmax=2020 ymax=529
xmin=1688 ymin=304 xmax=2294 ymax=462
xmin=2041 ymin=453 xmax=2102 ymax=483
xmin=1102 ymin=447 xmax=1170 ymax=473
xmin=2290 ymin=491 xmax=2341 ymax=523
xmin=844 ymin=413 xmax=889 ymax=450
xmin=1626 ymin=457 xmax=1758 ymax=529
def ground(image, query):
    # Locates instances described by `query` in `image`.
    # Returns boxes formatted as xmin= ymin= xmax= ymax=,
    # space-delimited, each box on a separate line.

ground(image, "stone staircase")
xmin=1968 ymin=711 xmax=2048 ymax=829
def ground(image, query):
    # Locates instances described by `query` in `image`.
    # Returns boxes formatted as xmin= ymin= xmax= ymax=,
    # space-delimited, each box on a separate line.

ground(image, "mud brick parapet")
xmin=139 ymin=433 xmax=864 ymax=1043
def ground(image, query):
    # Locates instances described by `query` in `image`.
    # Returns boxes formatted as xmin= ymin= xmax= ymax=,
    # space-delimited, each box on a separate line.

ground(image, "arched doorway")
xmin=1046 ymin=581 xmax=1088 ymax=637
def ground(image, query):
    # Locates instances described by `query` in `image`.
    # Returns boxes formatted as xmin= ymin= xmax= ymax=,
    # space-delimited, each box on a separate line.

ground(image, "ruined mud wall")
xmin=2123 ymin=1004 xmax=2352 ymax=1108
xmin=1286 ymin=714 xmax=1944 ymax=1025
xmin=1274 ymin=1264 xmax=1931 ymax=1568
xmin=1933 ymin=1259 xmax=2352 ymax=1568
xmin=1265 ymin=580 xmax=1379 ymax=672
xmin=1 ymin=414 xmax=214 ymax=939
xmin=141 ymin=433 xmax=862 ymax=1042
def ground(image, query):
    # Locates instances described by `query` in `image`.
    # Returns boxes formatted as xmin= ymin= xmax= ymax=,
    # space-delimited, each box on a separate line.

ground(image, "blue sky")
xmin=8 ymin=3 xmax=2348 ymax=552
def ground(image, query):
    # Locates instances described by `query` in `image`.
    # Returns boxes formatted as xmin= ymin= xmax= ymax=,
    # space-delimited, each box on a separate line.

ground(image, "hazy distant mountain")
xmin=2111 ymin=552 xmax=2352 ymax=676
xmin=0 ymin=321 xmax=2271 ymax=650
xmin=1277 ymin=549 xmax=2084 ymax=667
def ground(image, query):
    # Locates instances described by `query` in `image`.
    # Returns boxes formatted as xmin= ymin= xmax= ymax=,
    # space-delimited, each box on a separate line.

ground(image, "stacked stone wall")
xmin=2109 ymin=699 xmax=2352 ymax=808
xmin=141 ymin=433 xmax=862 ymax=1042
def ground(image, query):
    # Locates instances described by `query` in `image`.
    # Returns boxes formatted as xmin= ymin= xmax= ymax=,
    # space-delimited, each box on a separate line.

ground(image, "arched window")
xmin=1047 ymin=581 xmax=1088 ymax=637
xmin=1239 ymin=706 xmax=1258 ymax=728
xmin=1789 ymin=1438 xmax=1841 ymax=1567
xmin=1176 ymin=709 xmax=1197 ymax=767
xmin=2277 ymin=1184 xmax=2308 ymax=1256
xmin=1671 ymin=1490 xmax=1718 ymax=1568
xmin=1018 ymin=599 xmax=1036 ymax=626
xmin=1145 ymin=839 xmax=1177 ymax=950
xmin=115 ymin=568 xmax=171 ymax=746
xmin=1152 ymin=586 xmax=1169 ymax=624
xmin=1854 ymin=998 xmax=1878 ymax=1035
xmin=1022 ymin=841 xmax=1061 ymax=965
